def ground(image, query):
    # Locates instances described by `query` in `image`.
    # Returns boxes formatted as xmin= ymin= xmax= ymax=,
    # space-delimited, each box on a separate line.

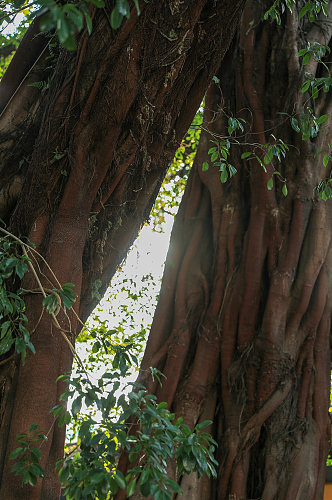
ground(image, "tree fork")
xmin=0 ymin=1 xmax=246 ymax=498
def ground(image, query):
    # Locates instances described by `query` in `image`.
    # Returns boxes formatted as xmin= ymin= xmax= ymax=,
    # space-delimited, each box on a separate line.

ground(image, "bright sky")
xmin=85 ymin=213 xmax=174 ymax=346
xmin=66 ymin=215 xmax=175 ymax=436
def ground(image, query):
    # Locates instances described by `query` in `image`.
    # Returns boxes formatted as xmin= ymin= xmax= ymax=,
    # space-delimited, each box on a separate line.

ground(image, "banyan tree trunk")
xmin=136 ymin=2 xmax=332 ymax=498
xmin=0 ymin=1 xmax=245 ymax=498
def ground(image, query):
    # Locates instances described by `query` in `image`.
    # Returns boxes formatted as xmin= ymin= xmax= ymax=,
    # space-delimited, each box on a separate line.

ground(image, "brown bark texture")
xmin=135 ymin=2 xmax=332 ymax=499
xmin=0 ymin=1 xmax=245 ymax=498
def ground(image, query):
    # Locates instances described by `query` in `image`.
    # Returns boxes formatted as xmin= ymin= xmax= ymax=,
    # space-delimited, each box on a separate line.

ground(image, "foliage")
xmin=10 ymin=344 xmax=218 ymax=499
xmin=42 ymin=283 xmax=76 ymax=314
xmin=0 ymin=0 xmax=142 ymax=52
xmin=55 ymin=351 xmax=217 ymax=500
xmin=200 ymin=22 xmax=331 ymax=197
xmin=0 ymin=235 xmax=34 ymax=364
xmin=68 ymin=269 xmax=161 ymax=446
xmin=9 ymin=424 xmax=47 ymax=486
xmin=264 ymin=0 xmax=329 ymax=24
xmin=0 ymin=224 xmax=78 ymax=363
xmin=0 ymin=1 xmax=31 ymax=78
xmin=77 ymin=272 xmax=159 ymax=372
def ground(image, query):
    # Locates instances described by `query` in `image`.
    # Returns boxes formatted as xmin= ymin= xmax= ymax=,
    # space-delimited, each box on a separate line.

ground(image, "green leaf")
xmin=114 ymin=470 xmax=127 ymax=490
xmin=23 ymin=471 xmax=37 ymax=486
xmin=27 ymin=341 xmax=36 ymax=354
xmin=267 ymin=177 xmax=274 ymax=190
xmin=15 ymin=260 xmax=28 ymax=279
xmin=220 ymin=169 xmax=228 ymax=184
xmin=157 ymin=401 xmax=168 ymax=409
xmin=59 ymin=464 xmax=70 ymax=484
xmin=140 ymin=480 xmax=151 ymax=497
xmin=263 ymin=149 xmax=273 ymax=165
xmin=52 ymin=404 xmax=64 ymax=418
xmin=312 ymin=86 xmax=319 ymax=99
xmin=30 ymin=448 xmax=42 ymax=461
xmin=110 ymin=8 xmax=124 ymax=29
xmin=42 ymin=294 xmax=58 ymax=314
xmin=59 ymin=289 xmax=75 ymax=310
xmin=28 ymin=463 xmax=44 ymax=477
xmin=210 ymin=151 xmax=218 ymax=162
xmin=71 ymin=397 xmax=82 ymax=416
xmin=140 ymin=468 xmax=150 ymax=486
xmin=1 ymin=321 xmax=11 ymax=339
xmin=241 ymin=152 xmax=251 ymax=159
xmin=282 ymin=184 xmax=288 ymax=197
xmin=316 ymin=114 xmax=328 ymax=126
xmin=127 ymin=478 xmax=137 ymax=497
xmin=56 ymin=15 xmax=70 ymax=43
xmin=299 ymin=2 xmax=313 ymax=18
xmin=301 ymin=80 xmax=311 ymax=93
xmin=58 ymin=411 xmax=71 ymax=427
xmin=133 ymin=0 xmax=141 ymax=15
xmin=228 ymin=165 xmax=237 ymax=177
xmin=166 ymin=478 xmax=182 ymax=494
xmin=90 ymin=471 xmax=106 ymax=484
xmin=195 ymin=420 xmax=212 ymax=430
xmin=64 ymin=4 xmax=84 ymax=31
xmin=117 ymin=0 xmax=130 ymax=18
xmin=202 ymin=162 xmax=209 ymax=172
xmin=81 ymin=5 xmax=93 ymax=34
xmin=0 ymin=333 xmax=15 ymax=356
xmin=323 ymin=154 xmax=329 ymax=167
xmin=298 ymin=48 xmax=307 ymax=57
xmin=9 ymin=447 xmax=25 ymax=460
xmin=290 ymin=117 xmax=300 ymax=132
xmin=15 ymin=337 xmax=26 ymax=354
xmin=228 ymin=117 xmax=236 ymax=135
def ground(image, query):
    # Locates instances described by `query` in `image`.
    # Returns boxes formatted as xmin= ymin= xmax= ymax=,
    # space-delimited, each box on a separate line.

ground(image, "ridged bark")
xmin=0 ymin=1 xmax=245 ymax=498
xmin=136 ymin=2 xmax=332 ymax=498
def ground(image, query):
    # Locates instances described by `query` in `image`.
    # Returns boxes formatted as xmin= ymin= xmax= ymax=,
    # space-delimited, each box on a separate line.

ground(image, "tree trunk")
xmin=0 ymin=1 xmax=245 ymax=498
xmin=136 ymin=2 xmax=332 ymax=498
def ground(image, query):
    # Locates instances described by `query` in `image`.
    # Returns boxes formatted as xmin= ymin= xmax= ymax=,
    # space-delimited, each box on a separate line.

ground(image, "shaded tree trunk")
xmin=0 ymin=1 xmax=245 ymax=498
xmin=135 ymin=2 xmax=332 ymax=498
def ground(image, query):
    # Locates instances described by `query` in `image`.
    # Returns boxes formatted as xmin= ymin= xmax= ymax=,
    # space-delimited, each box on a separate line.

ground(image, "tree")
xmin=0 ymin=1 xmax=245 ymax=498
xmin=132 ymin=1 xmax=332 ymax=498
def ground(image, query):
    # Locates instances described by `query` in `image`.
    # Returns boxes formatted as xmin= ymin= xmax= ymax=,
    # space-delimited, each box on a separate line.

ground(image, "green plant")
xmin=9 ymin=424 xmax=47 ymax=486
xmin=0 ymin=235 xmax=34 ymax=364
xmin=55 ymin=356 xmax=218 ymax=500
xmin=6 ymin=335 xmax=218 ymax=499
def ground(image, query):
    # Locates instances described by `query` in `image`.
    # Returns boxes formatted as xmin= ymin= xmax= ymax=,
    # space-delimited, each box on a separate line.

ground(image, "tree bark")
xmin=136 ymin=2 xmax=332 ymax=498
xmin=0 ymin=1 xmax=245 ymax=498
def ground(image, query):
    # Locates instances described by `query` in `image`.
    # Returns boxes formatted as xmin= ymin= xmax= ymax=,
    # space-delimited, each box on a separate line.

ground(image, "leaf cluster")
xmin=264 ymin=0 xmax=328 ymax=25
xmin=0 ymin=236 xmax=35 ymax=364
xmin=55 ymin=352 xmax=218 ymax=500
xmin=290 ymin=109 xmax=328 ymax=141
xmin=10 ymin=424 xmax=47 ymax=486
xmin=42 ymin=282 xmax=76 ymax=314
xmin=7 ymin=0 xmax=142 ymax=51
